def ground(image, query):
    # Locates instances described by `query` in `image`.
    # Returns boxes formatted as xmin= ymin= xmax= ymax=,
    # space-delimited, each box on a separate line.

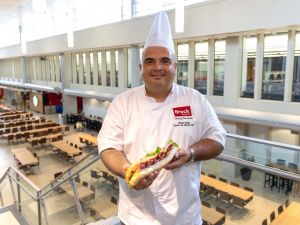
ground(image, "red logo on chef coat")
xmin=173 ymin=106 xmax=192 ymax=116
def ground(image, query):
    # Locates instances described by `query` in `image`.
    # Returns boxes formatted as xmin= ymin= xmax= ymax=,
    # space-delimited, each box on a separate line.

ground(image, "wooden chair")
xmin=232 ymin=196 xmax=245 ymax=209
xmin=231 ymin=182 xmax=240 ymax=187
xmin=202 ymin=201 xmax=211 ymax=208
xmin=208 ymin=174 xmax=216 ymax=179
xmin=111 ymin=196 xmax=118 ymax=205
xmin=219 ymin=190 xmax=231 ymax=205
xmin=219 ymin=177 xmax=227 ymax=183
xmin=54 ymin=171 xmax=63 ymax=179
xmin=216 ymin=206 xmax=226 ymax=223
xmin=270 ymin=211 xmax=275 ymax=222
xmin=206 ymin=185 xmax=218 ymax=198
xmin=244 ymin=186 xmax=254 ymax=192
xmin=82 ymin=181 xmax=89 ymax=187
xmin=278 ymin=205 xmax=283 ymax=214
xmin=285 ymin=199 xmax=290 ymax=207
xmin=201 ymin=170 xmax=205 ymax=175
xmin=262 ymin=218 xmax=267 ymax=225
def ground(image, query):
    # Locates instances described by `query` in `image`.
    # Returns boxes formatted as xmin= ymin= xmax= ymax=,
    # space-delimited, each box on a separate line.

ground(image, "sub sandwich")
xmin=125 ymin=140 xmax=179 ymax=188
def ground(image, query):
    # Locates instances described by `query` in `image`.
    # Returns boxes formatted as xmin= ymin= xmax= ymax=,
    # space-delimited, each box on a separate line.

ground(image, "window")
xmin=106 ymin=51 xmax=111 ymax=86
xmin=292 ymin=32 xmax=300 ymax=102
xmin=241 ymin=36 xmax=257 ymax=98
xmin=177 ymin=43 xmax=189 ymax=87
xmin=195 ymin=41 xmax=208 ymax=94
xmin=262 ymin=33 xmax=287 ymax=101
xmin=213 ymin=39 xmax=226 ymax=96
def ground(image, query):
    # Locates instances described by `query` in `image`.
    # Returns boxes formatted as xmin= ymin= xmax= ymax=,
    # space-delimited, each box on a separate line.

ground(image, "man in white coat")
xmin=98 ymin=11 xmax=226 ymax=225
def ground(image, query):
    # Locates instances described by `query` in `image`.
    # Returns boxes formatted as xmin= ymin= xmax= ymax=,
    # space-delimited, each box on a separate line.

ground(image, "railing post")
xmin=8 ymin=174 xmax=18 ymax=210
xmin=68 ymin=171 xmax=85 ymax=225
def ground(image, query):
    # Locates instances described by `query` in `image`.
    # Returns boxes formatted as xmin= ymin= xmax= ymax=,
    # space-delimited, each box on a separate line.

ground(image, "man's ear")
xmin=139 ymin=63 xmax=142 ymax=71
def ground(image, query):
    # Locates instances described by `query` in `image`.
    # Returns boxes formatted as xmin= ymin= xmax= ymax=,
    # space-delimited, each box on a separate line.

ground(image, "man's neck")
xmin=145 ymin=85 xmax=172 ymax=102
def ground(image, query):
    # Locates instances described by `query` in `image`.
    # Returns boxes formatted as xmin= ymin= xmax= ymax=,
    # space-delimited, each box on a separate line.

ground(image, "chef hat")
xmin=144 ymin=11 xmax=175 ymax=54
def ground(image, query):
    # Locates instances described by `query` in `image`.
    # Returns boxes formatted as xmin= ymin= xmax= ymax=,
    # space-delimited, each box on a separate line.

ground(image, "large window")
xmin=241 ymin=36 xmax=257 ymax=98
xmin=195 ymin=41 xmax=208 ymax=94
xmin=177 ymin=43 xmax=189 ymax=87
xmin=213 ymin=39 xmax=226 ymax=96
xmin=262 ymin=33 xmax=287 ymax=101
xmin=292 ymin=32 xmax=300 ymax=102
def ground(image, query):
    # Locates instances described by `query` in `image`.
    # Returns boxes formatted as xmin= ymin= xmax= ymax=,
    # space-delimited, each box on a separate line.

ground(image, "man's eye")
xmin=162 ymin=59 xmax=171 ymax=64
xmin=144 ymin=59 xmax=154 ymax=64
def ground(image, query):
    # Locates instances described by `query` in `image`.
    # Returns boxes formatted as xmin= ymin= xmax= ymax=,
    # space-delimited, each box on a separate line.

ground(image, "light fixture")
xmin=175 ymin=0 xmax=184 ymax=33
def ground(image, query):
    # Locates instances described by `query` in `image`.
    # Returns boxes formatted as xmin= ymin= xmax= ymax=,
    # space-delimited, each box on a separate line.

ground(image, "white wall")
xmin=82 ymin=98 xmax=111 ymax=119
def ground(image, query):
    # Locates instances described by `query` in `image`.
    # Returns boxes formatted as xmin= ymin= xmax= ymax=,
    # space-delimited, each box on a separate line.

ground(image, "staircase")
xmin=0 ymin=204 xmax=30 ymax=225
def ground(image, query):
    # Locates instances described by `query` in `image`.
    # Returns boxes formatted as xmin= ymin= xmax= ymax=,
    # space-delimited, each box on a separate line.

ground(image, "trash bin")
xmin=58 ymin=114 xmax=66 ymax=125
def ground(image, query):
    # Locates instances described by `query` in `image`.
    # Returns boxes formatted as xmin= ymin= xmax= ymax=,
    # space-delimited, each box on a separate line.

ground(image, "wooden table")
xmin=80 ymin=133 xmax=97 ymax=145
xmin=11 ymin=148 xmax=39 ymax=167
xmin=270 ymin=202 xmax=300 ymax=225
xmin=51 ymin=141 xmax=82 ymax=157
xmin=201 ymin=175 xmax=253 ymax=202
xmin=202 ymin=205 xmax=225 ymax=225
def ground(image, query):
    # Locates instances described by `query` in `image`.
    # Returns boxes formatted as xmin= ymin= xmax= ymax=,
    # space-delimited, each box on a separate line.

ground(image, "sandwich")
xmin=125 ymin=140 xmax=179 ymax=188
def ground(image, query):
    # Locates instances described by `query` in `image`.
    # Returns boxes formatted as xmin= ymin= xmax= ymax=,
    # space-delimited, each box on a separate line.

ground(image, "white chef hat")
xmin=144 ymin=11 xmax=175 ymax=54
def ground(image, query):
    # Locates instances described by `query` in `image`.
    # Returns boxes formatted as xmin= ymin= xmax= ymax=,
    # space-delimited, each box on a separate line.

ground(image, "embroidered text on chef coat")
xmin=173 ymin=106 xmax=195 ymax=127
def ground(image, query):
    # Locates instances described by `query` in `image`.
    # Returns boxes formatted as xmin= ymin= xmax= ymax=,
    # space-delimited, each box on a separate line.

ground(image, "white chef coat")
xmin=98 ymin=84 xmax=226 ymax=225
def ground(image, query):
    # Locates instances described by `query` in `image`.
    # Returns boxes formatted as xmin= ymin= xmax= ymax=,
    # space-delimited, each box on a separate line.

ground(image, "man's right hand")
xmin=123 ymin=163 xmax=159 ymax=190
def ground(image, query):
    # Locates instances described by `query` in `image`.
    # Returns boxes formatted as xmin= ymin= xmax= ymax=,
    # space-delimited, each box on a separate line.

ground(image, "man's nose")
xmin=153 ymin=61 xmax=162 ymax=70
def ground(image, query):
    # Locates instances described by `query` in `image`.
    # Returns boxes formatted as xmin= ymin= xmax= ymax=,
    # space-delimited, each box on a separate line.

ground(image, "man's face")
xmin=139 ymin=46 xmax=177 ymax=92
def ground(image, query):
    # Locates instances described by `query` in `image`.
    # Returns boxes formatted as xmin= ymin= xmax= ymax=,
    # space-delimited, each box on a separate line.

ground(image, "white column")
xmin=254 ymin=33 xmax=264 ymax=100
xmin=207 ymin=39 xmax=215 ymax=96
xmin=111 ymin=50 xmax=116 ymax=87
xmin=101 ymin=50 xmax=107 ymax=86
xmin=93 ymin=51 xmax=98 ymax=85
xmin=284 ymin=30 xmax=296 ymax=102
xmin=85 ymin=52 xmax=91 ymax=85
xmin=118 ymin=47 xmax=128 ymax=88
xmin=130 ymin=46 xmax=140 ymax=88
xmin=188 ymin=41 xmax=195 ymax=88
xmin=224 ymin=36 xmax=242 ymax=107
xmin=79 ymin=53 xmax=84 ymax=84
xmin=20 ymin=57 xmax=26 ymax=83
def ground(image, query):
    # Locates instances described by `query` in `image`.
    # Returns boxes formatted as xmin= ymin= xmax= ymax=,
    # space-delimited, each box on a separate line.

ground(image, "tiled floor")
xmin=0 ymin=111 xmax=299 ymax=225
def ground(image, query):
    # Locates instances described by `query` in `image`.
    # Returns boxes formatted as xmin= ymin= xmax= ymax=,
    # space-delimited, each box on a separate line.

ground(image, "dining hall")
xmin=0 ymin=0 xmax=300 ymax=225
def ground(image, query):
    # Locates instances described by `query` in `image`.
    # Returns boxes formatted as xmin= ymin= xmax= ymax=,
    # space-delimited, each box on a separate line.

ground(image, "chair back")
xmin=202 ymin=201 xmax=211 ymax=208
xmin=216 ymin=206 xmax=226 ymax=215
xmin=270 ymin=211 xmax=275 ymax=222
xmin=277 ymin=159 xmax=286 ymax=166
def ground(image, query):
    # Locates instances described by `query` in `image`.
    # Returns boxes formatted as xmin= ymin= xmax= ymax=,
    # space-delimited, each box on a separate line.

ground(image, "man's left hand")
xmin=164 ymin=148 xmax=191 ymax=170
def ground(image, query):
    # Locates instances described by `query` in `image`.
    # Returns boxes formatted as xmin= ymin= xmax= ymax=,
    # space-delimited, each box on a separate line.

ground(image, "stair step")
xmin=87 ymin=216 xmax=120 ymax=225
xmin=0 ymin=204 xmax=30 ymax=225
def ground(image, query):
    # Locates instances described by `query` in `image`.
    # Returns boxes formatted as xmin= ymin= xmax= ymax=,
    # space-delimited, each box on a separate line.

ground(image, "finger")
xmin=123 ymin=163 xmax=130 ymax=172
